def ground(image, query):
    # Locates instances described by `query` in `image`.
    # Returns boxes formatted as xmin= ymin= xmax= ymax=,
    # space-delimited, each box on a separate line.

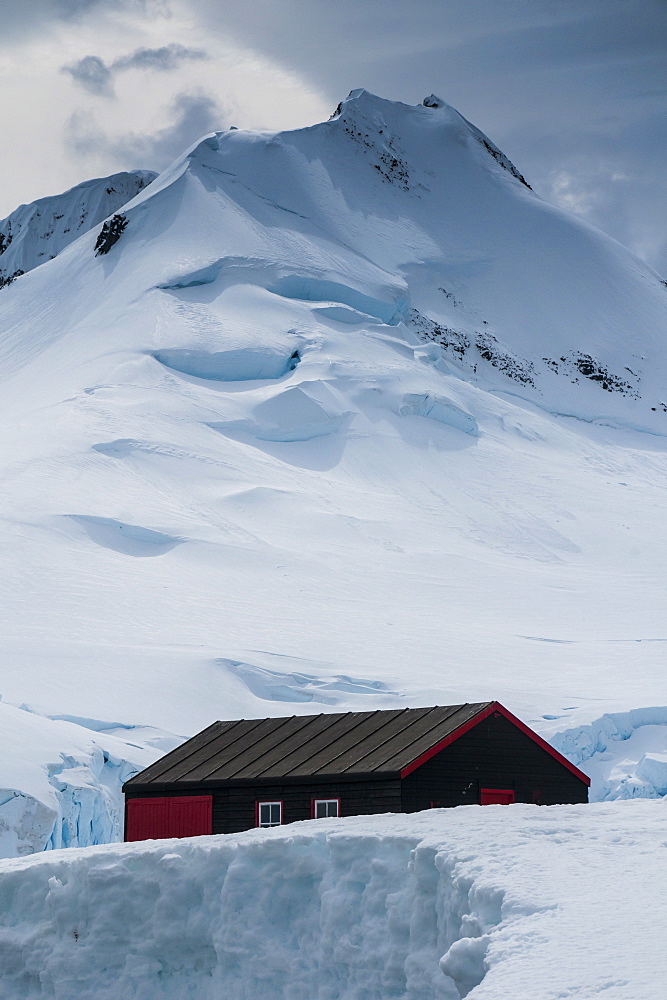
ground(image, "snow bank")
xmin=398 ymin=392 xmax=479 ymax=435
xmin=152 ymin=346 xmax=301 ymax=381
xmin=0 ymin=802 xmax=664 ymax=999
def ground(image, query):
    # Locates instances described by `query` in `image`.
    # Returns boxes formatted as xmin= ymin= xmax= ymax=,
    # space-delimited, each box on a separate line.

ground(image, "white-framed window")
xmin=257 ymin=801 xmax=282 ymax=827
xmin=312 ymin=798 xmax=340 ymax=819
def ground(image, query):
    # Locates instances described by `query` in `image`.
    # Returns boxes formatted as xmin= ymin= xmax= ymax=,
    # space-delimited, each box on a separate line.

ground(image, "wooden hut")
xmin=123 ymin=701 xmax=589 ymax=841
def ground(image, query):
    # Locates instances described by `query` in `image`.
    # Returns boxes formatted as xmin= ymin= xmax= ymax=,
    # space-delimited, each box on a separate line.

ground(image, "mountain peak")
xmin=0 ymin=169 xmax=157 ymax=286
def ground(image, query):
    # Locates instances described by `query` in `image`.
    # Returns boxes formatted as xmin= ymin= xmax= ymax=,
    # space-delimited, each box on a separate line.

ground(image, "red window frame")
xmin=310 ymin=798 xmax=341 ymax=819
xmin=480 ymin=787 xmax=515 ymax=805
xmin=255 ymin=800 xmax=283 ymax=827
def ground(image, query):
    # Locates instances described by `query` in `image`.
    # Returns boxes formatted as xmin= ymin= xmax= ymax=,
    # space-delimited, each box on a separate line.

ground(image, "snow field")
xmin=0 ymin=89 xmax=666 ymax=858
xmin=0 ymin=801 xmax=664 ymax=1000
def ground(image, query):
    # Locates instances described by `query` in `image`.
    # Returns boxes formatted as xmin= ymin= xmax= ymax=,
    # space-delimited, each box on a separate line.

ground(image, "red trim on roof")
xmin=399 ymin=701 xmax=590 ymax=785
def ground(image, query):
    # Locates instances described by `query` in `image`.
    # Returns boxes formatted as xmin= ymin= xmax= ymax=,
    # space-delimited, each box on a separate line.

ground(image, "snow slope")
xmin=0 ymin=170 xmax=156 ymax=286
xmin=0 ymin=90 xmax=666 ymax=855
xmin=0 ymin=802 xmax=665 ymax=999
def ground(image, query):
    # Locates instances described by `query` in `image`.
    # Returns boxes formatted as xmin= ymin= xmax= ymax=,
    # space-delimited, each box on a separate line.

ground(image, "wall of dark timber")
xmin=401 ymin=712 xmax=588 ymax=811
xmin=212 ymin=779 xmax=402 ymax=834
xmin=125 ymin=779 xmax=402 ymax=835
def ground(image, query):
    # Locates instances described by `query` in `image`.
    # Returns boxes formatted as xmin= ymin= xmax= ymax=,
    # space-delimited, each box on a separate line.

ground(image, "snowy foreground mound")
xmin=0 ymin=90 xmax=666 ymax=857
xmin=0 ymin=803 xmax=665 ymax=1000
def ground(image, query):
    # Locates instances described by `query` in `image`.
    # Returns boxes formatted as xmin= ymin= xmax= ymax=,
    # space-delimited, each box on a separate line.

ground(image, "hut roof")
xmin=125 ymin=703 xmax=491 ymax=786
xmin=124 ymin=701 xmax=590 ymax=789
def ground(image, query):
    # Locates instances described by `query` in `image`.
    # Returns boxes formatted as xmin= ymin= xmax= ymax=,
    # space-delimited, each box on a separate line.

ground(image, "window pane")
xmin=314 ymin=799 xmax=338 ymax=818
xmin=258 ymin=802 xmax=282 ymax=827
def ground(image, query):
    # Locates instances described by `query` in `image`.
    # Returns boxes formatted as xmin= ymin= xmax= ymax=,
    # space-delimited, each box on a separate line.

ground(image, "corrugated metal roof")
xmin=125 ymin=704 xmax=492 ymax=786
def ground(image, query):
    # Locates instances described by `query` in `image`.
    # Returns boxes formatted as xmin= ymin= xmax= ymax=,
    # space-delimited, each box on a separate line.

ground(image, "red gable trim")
xmin=399 ymin=701 xmax=590 ymax=785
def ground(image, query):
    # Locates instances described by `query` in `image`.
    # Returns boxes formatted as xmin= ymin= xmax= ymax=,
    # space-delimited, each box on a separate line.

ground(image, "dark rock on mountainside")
xmin=94 ymin=214 xmax=128 ymax=256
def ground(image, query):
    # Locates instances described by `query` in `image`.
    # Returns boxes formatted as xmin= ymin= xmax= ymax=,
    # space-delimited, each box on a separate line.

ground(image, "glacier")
xmin=0 ymin=89 xmax=666 ymax=857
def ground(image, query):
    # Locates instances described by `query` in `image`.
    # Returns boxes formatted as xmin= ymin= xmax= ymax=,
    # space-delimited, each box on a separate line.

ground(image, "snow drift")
xmin=0 ymin=802 xmax=665 ymax=999
xmin=0 ymin=89 xmax=666 ymax=856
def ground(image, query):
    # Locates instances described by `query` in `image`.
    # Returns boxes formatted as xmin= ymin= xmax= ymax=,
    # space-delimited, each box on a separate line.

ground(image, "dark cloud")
xmin=56 ymin=0 xmax=104 ymax=12
xmin=0 ymin=0 xmax=167 ymax=42
xmin=62 ymin=43 xmax=207 ymax=98
xmin=108 ymin=91 xmax=224 ymax=165
xmin=113 ymin=43 xmax=206 ymax=73
xmin=62 ymin=55 xmax=114 ymax=97
xmin=65 ymin=91 xmax=225 ymax=170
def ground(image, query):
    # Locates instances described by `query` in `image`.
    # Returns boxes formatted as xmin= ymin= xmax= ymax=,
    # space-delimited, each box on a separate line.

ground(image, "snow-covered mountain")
xmin=0 ymin=170 xmax=156 ymax=286
xmin=0 ymin=90 xmax=666 ymax=856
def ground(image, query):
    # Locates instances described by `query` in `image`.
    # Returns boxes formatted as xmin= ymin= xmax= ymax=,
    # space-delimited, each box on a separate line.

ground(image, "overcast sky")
xmin=0 ymin=0 xmax=665 ymax=273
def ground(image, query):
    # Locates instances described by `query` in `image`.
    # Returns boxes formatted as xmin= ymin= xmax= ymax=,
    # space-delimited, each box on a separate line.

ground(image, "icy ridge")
xmin=0 ymin=703 xmax=165 ymax=859
xmin=0 ymin=170 xmax=156 ymax=285
xmin=551 ymin=707 xmax=667 ymax=800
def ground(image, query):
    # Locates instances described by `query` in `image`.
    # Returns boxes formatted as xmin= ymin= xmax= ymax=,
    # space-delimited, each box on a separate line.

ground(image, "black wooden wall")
xmin=213 ymin=777 xmax=402 ymax=834
xmin=124 ymin=777 xmax=402 ymax=836
xmin=401 ymin=711 xmax=588 ymax=811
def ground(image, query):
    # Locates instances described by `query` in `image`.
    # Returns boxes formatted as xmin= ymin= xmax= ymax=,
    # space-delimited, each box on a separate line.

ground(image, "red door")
xmin=168 ymin=796 xmax=212 ymax=837
xmin=480 ymin=788 xmax=515 ymax=805
xmin=126 ymin=795 xmax=212 ymax=841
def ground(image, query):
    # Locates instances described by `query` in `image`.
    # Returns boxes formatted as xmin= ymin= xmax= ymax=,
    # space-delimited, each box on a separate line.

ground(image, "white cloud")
xmin=549 ymin=171 xmax=600 ymax=217
xmin=65 ymin=90 xmax=225 ymax=168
